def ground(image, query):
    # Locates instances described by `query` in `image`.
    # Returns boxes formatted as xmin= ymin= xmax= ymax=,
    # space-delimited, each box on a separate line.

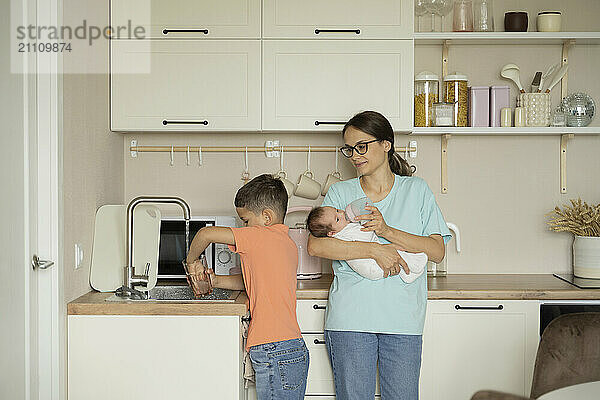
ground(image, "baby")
xmin=307 ymin=206 xmax=427 ymax=282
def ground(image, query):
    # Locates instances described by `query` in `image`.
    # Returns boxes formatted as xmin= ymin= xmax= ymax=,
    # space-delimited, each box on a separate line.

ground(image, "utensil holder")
xmin=520 ymin=93 xmax=551 ymax=127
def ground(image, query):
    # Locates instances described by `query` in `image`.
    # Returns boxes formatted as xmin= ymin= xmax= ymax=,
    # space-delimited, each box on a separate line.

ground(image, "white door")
xmin=263 ymin=0 xmax=413 ymax=39
xmin=262 ymin=40 xmax=413 ymax=132
xmin=420 ymin=300 xmax=540 ymax=400
xmin=111 ymin=0 xmax=261 ymax=38
xmin=111 ymin=40 xmax=261 ymax=131
xmin=1 ymin=0 xmax=62 ymax=399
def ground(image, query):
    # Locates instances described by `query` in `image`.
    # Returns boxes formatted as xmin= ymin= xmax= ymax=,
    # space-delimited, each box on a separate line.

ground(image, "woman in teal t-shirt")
xmin=308 ymin=111 xmax=451 ymax=400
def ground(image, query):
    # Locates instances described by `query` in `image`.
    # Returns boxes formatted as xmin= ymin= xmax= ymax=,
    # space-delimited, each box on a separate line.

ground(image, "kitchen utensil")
xmin=520 ymin=93 xmax=551 ymax=126
xmin=490 ymin=85 xmax=510 ymax=127
xmin=500 ymin=64 xmax=525 ymax=94
xmin=538 ymin=63 xmax=558 ymax=93
xmin=562 ymin=93 xmax=595 ymax=127
xmin=468 ymin=86 xmax=489 ymax=127
xmin=537 ymin=11 xmax=561 ymax=32
xmin=530 ymin=72 xmax=542 ymax=93
xmin=473 ymin=0 xmax=494 ymax=32
xmin=453 ymin=0 xmax=474 ymax=32
xmin=344 ymin=197 xmax=374 ymax=225
xmin=90 ymin=204 xmax=161 ymax=292
xmin=294 ymin=147 xmax=321 ymax=200
xmin=544 ymin=64 xmax=569 ymax=93
xmin=276 ymin=145 xmax=296 ymax=196
xmin=427 ymin=222 xmax=460 ymax=276
xmin=504 ymin=11 xmax=528 ymax=32
xmin=321 ymin=150 xmax=342 ymax=196
xmin=286 ymin=206 xmax=322 ymax=280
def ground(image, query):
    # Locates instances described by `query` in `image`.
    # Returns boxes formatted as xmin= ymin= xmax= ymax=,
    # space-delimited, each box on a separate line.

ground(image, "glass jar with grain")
xmin=443 ymin=73 xmax=469 ymax=127
xmin=414 ymin=71 xmax=439 ymax=127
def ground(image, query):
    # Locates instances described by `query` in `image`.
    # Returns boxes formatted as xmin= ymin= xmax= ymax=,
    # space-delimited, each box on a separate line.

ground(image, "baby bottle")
xmin=344 ymin=197 xmax=373 ymax=225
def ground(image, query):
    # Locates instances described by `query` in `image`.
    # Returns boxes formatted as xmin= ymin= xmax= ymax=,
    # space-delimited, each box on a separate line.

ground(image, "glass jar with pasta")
xmin=443 ymin=73 xmax=469 ymax=127
xmin=414 ymin=71 xmax=439 ymax=127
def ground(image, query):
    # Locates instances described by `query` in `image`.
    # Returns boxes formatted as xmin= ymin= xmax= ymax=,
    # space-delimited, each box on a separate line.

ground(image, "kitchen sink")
xmin=105 ymin=285 xmax=239 ymax=302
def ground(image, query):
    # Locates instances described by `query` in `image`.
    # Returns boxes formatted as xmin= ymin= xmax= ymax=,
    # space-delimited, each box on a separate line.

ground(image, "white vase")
xmin=573 ymin=236 xmax=600 ymax=279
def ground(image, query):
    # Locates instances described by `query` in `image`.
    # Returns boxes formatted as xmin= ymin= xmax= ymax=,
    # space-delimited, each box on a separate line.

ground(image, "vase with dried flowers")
xmin=546 ymin=198 xmax=600 ymax=279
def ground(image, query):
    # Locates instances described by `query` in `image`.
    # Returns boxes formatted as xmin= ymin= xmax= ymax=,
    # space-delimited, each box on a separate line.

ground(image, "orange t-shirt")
xmin=228 ymin=224 xmax=301 ymax=349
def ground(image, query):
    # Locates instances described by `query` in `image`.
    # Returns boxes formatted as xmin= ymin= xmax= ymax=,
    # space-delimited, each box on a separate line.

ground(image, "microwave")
xmin=158 ymin=216 xmax=240 ymax=281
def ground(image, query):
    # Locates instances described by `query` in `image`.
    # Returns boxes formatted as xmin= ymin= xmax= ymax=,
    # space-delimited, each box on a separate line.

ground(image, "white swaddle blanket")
xmin=333 ymin=222 xmax=427 ymax=282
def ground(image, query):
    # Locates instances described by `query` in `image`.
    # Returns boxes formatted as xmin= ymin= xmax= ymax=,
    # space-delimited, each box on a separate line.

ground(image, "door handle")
xmin=32 ymin=255 xmax=54 ymax=270
xmin=455 ymin=305 xmax=504 ymax=311
xmin=314 ymin=29 xmax=360 ymax=35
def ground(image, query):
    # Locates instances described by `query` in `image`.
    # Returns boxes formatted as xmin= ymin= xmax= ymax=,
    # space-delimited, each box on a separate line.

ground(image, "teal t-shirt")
xmin=321 ymin=174 xmax=452 ymax=335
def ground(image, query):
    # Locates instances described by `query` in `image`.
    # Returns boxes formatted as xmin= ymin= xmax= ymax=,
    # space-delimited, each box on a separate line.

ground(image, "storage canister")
xmin=490 ymin=85 xmax=510 ymax=127
xmin=537 ymin=11 xmax=561 ymax=32
xmin=432 ymin=102 xmax=455 ymax=127
xmin=414 ymin=71 xmax=440 ymax=127
xmin=468 ymin=86 xmax=490 ymax=127
xmin=444 ymin=73 xmax=469 ymax=127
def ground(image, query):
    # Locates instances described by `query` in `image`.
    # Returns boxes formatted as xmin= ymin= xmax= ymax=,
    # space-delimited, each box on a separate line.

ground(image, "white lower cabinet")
xmin=420 ymin=300 xmax=540 ymax=400
xmin=110 ymin=40 xmax=261 ymax=131
xmin=68 ymin=315 xmax=244 ymax=400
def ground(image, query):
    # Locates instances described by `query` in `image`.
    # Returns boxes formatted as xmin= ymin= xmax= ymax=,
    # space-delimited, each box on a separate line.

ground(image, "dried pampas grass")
xmin=546 ymin=198 xmax=600 ymax=237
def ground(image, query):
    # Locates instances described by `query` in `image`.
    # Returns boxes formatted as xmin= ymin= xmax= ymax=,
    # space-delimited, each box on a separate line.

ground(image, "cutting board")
xmin=90 ymin=204 xmax=161 ymax=292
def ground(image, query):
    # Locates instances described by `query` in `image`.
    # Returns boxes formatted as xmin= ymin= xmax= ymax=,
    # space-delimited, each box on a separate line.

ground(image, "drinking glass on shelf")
xmin=453 ymin=0 xmax=474 ymax=32
xmin=438 ymin=0 xmax=454 ymax=31
xmin=425 ymin=0 xmax=442 ymax=32
xmin=474 ymin=0 xmax=494 ymax=32
xmin=415 ymin=0 xmax=428 ymax=32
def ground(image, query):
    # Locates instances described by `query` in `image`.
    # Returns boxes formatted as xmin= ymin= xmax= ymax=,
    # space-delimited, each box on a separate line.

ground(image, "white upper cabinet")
xmin=263 ymin=0 xmax=413 ymax=39
xmin=111 ymin=40 xmax=261 ymax=131
xmin=110 ymin=0 xmax=261 ymax=38
xmin=262 ymin=40 xmax=413 ymax=132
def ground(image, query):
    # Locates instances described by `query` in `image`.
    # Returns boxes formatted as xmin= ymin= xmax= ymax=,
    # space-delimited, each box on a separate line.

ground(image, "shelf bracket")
xmin=560 ymin=134 xmax=574 ymax=194
xmin=442 ymin=40 xmax=450 ymax=78
xmin=561 ymin=39 xmax=575 ymax=99
xmin=441 ymin=134 xmax=451 ymax=194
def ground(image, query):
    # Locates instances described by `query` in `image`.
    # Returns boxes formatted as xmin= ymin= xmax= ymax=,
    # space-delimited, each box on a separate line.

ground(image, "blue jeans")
xmin=249 ymin=337 xmax=309 ymax=400
xmin=325 ymin=330 xmax=422 ymax=400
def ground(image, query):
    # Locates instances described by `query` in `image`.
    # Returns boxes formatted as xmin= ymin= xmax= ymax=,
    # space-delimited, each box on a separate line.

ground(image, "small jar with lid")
xmin=444 ymin=73 xmax=469 ymax=127
xmin=432 ymin=102 xmax=456 ymax=127
xmin=414 ymin=71 xmax=439 ymax=127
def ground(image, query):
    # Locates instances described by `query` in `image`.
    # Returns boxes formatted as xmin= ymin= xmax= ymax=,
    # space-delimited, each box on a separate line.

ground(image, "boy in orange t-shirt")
xmin=186 ymin=174 xmax=308 ymax=400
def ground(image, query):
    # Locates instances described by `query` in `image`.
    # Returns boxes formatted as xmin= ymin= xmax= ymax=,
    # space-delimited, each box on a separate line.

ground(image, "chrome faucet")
xmin=123 ymin=196 xmax=191 ymax=295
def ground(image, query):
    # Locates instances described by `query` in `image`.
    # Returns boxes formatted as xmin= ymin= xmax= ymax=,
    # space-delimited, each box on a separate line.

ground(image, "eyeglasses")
xmin=339 ymin=139 xmax=381 ymax=158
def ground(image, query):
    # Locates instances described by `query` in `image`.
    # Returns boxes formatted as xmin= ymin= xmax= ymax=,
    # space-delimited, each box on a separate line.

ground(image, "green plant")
xmin=547 ymin=198 xmax=600 ymax=237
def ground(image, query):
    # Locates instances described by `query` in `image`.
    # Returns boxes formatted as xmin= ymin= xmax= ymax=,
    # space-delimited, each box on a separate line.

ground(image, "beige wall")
xmin=62 ymin=0 xmax=124 ymax=302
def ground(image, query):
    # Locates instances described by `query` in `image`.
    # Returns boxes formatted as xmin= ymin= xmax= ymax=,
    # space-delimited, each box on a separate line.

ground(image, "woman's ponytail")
xmin=388 ymin=149 xmax=413 ymax=176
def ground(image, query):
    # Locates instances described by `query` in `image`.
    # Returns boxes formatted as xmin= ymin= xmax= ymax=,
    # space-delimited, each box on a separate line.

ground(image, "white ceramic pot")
xmin=573 ymin=236 xmax=600 ymax=279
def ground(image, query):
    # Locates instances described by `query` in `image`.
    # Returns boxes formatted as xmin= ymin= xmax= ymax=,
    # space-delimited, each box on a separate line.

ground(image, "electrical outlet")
xmin=74 ymin=244 xmax=84 ymax=269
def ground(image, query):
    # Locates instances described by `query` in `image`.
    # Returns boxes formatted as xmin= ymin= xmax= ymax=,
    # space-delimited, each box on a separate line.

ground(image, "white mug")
xmin=321 ymin=171 xmax=342 ymax=196
xmin=294 ymin=171 xmax=321 ymax=200
xmin=275 ymin=171 xmax=295 ymax=197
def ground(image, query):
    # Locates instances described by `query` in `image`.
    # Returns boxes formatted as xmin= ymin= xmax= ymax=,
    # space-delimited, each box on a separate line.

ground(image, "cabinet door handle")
xmin=313 ymin=339 xmax=326 ymax=345
xmin=313 ymin=304 xmax=327 ymax=310
xmin=162 ymin=29 xmax=209 ymax=35
xmin=162 ymin=120 xmax=208 ymax=126
xmin=314 ymin=29 xmax=360 ymax=35
xmin=455 ymin=305 xmax=504 ymax=311
xmin=315 ymin=121 xmax=346 ymax=126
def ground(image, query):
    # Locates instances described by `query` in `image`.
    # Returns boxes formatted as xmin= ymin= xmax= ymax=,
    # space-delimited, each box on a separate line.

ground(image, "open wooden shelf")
xmin=413 ymin=32 xmax=600 ymax=45
xmin=411 ymin=127 xmax=600 ymax=136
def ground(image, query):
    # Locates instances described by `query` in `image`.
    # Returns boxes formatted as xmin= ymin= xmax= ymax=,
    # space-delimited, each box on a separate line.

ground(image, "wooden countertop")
xmin=68 ymin=274 xmax=600 ymax=315
xmin=297 ymin=274 xmax=600 ymax=300
xmin=67 ymin=291 xmax=249 ymax=316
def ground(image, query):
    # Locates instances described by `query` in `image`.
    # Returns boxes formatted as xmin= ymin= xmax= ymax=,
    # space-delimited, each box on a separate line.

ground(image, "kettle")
xmin=285 ymin=206 xmax=322 ymax=280
xmin=427 ymin=222 xmax=461 ymax=277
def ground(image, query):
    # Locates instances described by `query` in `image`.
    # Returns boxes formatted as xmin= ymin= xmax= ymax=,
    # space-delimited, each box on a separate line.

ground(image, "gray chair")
xmin=471 ymin=312 xmax=600 ymax=400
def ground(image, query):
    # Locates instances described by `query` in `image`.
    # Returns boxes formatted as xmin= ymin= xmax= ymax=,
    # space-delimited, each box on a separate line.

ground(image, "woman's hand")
xmin=358 ymin=206 xmax=390 ymax=236
xmin=370 ymin=243 xmax=410 ymax=277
